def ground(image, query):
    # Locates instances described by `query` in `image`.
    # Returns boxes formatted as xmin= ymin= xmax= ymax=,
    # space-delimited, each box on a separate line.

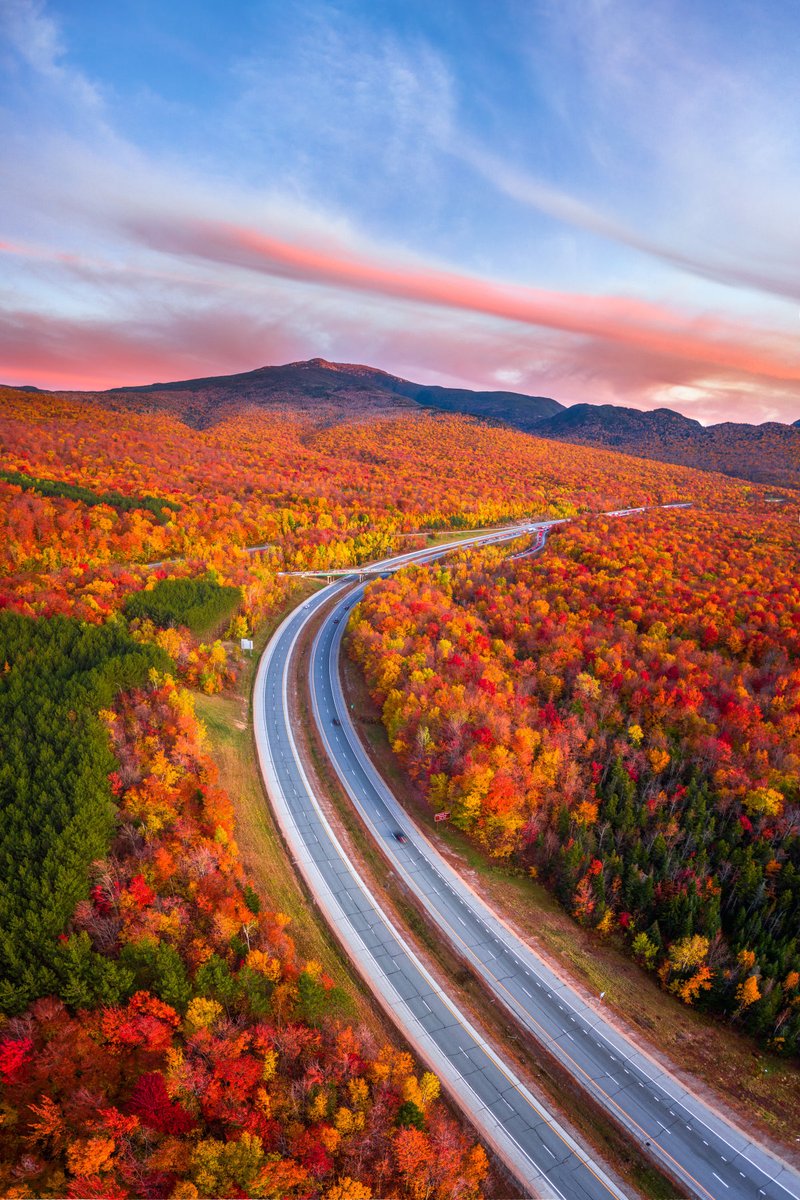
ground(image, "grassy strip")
xmin=295 ymin=606 xmax=678 ymax=1200
xmin=341 ymin=650 xmax=800 ymax=1154
xmin=423 ymin=529 xmax=500 ymax=546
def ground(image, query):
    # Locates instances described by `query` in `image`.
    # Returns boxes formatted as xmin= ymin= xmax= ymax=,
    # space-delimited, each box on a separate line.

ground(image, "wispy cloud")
xmin=458 ymin=144 xmax=800 ymax=306
xmin=126 ymin=214 xmax=800 ymax=385
xmin=502 ymin=1 xmax=800 ymax=308
xmin=1 ymin=0 xmax=103 ymax=112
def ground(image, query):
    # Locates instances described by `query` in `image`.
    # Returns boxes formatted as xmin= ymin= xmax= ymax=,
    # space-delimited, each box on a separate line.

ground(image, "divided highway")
xmin=254 ymin=525 xmax=629 ymax=1200
xmin=307 ymin=532 xmax=800 ymax=1200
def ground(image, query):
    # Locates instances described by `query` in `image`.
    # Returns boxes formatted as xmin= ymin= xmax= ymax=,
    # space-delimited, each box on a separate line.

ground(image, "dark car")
xmin=332 ymin=717 xmax=341 ymax=727
xmin=393 ymin=830 xmax=407 ymax=843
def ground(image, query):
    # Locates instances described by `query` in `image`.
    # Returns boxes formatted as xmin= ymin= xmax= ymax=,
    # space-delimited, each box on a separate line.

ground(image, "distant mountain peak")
xmin=288 ymin=356 xmax=398 ymax=377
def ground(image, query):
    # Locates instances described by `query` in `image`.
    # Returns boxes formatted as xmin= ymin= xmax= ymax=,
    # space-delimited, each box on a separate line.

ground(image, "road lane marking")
xmin=712 ymin=1173 xmax=729 ymax=1188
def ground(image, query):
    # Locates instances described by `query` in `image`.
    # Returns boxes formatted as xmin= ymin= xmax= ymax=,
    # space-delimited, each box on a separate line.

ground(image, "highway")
xmin=305 ymin=532 xmax=800 ymax=1200
xmin=254 ymin=524 xmax=631 ymax=1200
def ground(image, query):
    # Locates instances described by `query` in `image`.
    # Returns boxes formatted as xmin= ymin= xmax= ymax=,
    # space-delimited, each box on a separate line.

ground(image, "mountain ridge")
xmin=4 ymin=357 xmax=799 ymax=488
xmin=535 ymin=402 xmax=800 ymax=489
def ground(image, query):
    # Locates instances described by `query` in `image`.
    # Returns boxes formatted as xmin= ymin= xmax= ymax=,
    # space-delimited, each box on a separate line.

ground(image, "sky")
xmin=2 ymin=0 xmax=800 ymax=424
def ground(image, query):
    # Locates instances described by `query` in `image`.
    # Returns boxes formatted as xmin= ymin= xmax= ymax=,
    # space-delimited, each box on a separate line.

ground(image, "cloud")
xmin=4 ymin=217 xmax=800 ymax=427
xmin=0 ymin=0 xmax=102 ymax=112
xmin=227 ymin=7 xmax=455 ymax=227
xmin=458 ymin=2 xmax=800 ymax=307
xmin=458 ymin=144 xmax=800 ymax=306
xmin=126 ymin=213 xmax=800 ymax=386
xmin=0 ymin=303 xmax=315 ymax=391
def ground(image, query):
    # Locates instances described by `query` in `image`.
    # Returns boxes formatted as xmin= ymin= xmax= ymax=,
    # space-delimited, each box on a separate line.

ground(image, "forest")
xmin=123 ymin=577 xmax=241 ymax=637
xmin=0 ymin=671 xmax=488 ymax=1198
xmin=0 ymin=468 xmax=180 ymax=525
xmin=349 ymin=505 xmax=800 ymax=1052
xmin=1 ymin=386 xmax=798 ymax=1194
xmin=0 ymin=613 xmax=166 ymax=1016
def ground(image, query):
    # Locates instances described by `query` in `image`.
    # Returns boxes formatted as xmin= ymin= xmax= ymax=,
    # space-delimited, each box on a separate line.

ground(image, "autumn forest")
xmin=1 ymin=384 xmax=799 ymax=1198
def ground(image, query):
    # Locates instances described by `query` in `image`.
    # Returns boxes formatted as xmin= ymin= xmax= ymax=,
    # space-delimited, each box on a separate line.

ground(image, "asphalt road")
xmin=254 ymin=525 xmax=631 ymax=1200
xmin=306 ymin=535 xmax=800 ymax=1200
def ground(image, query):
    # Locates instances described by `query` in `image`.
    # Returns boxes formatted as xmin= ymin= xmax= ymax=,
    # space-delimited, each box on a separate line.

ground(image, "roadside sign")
xmin=240 ymin=638 xmax=254 ymax=651
xmin=434 ymin=811 xmax=450 ymax=822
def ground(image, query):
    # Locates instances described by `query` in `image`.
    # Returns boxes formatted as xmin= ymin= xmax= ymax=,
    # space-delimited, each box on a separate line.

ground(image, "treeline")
xmin=123 ymin=575 xmax=241 ymax=636
xmin=0 ymin=613 xmax=166 ymax=1015
xmin=0 ymin=467 xmax=180 ymax=524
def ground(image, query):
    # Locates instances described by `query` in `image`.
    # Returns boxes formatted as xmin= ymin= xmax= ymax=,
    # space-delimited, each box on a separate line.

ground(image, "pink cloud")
xmin=0 ymin=307 xmax=311 ymax=392
xmin=131 ymin=216 xmax=800 ymax=388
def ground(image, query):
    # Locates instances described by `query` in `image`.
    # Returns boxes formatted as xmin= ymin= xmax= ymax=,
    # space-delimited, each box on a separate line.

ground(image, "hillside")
xmin=533 ymin=404 xmax=800 ymax=490
xmin=1 ymin=386 xmax=798 ymax=1193
xmin=7 ymin=356 xmax=800 ymax=487
xmin=407 ymin=384 xmax=562 ymax=429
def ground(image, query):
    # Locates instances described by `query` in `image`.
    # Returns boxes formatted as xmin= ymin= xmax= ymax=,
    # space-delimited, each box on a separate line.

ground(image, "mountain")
xmin=72 ymin=358 xmax=563 ymax=430
xmin=98 ymin=359 xmax=419 ymax=427
xmin=407 ymin=384 xmax=562 ymax=429
xmin=7 ymin=357 xmax=799 ymax=488
xmin=534 ymin=404 xmax=800 ymax=490
xmin=535 ymin=403 xmax=702 ymax=444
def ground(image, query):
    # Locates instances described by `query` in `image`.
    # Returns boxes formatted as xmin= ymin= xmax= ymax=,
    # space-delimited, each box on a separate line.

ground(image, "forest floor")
xmin=339 ymin=645 xmax=800 ymax=1163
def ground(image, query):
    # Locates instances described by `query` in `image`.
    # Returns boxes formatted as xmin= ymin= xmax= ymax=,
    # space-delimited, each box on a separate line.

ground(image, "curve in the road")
xmin=308 ymin=529 xmax=800 ymax=1200
xmin=253 ymin=527 xmax=630 ymax=1200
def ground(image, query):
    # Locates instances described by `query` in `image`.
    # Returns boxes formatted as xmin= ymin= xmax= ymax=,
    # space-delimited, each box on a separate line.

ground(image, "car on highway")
xmin=393 ymin=830 xmax=407 ymax=843
xmin=332 ymin=717 xmax=341 ymax=726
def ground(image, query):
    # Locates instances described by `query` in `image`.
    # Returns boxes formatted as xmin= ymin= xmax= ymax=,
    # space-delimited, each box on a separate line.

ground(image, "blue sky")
xmin=2 ymin=0 xmax=799 ymax=422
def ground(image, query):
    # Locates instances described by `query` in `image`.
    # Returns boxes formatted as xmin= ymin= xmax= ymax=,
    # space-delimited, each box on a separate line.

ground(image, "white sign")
xmin=240 ymin=638 xmax=254 ymax=651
